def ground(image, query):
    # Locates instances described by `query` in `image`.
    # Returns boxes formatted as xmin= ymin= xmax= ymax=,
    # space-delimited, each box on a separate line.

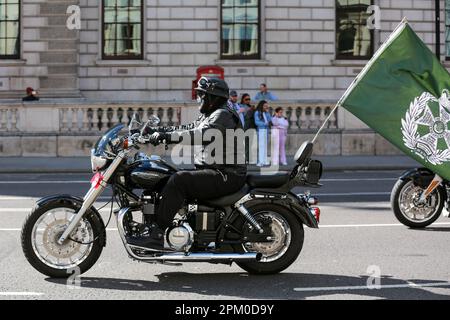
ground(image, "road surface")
xmin=0 ymin=170 xmax=449 ymax=300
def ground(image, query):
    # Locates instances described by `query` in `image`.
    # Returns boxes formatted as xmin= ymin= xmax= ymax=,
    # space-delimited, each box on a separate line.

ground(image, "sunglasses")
xmin=244 ymin=98 xmax=251 ymax=101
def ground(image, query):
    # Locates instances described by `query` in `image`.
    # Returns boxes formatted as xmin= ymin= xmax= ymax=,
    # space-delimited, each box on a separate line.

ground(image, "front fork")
xmin=57 ymin=151 xmax=126 ymax=245
xmin=418 ymin=174 xmax=443 ymax=203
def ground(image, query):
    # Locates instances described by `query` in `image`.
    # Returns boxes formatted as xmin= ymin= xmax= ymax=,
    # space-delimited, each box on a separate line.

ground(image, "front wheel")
xmin=234 ymin=204 xmax=304 ymax=275
xmin=391 ymin=178 xmax=445 ymax=228
xmin=21 ymin=199 xmax=105 ymax=278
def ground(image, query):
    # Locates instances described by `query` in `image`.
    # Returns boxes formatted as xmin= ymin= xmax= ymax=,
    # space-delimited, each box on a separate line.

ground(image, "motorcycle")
xmin=21 ymin=114 xmax=323 ymax=278
xmin=391 ymin=168 xmax=449 ymax=228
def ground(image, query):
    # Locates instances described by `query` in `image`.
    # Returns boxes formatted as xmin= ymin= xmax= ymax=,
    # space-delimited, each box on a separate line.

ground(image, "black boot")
xmin=127 ymin=223 xmax=165 ymax=251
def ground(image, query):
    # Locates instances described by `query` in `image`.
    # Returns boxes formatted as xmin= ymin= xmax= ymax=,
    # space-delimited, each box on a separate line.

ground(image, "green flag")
xmin=339 ymin=20 xmax=450 ymax=180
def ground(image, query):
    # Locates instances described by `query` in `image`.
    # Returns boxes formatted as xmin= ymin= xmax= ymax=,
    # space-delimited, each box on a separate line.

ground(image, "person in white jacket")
xmin=271 ymin=107 xmax=289 ymax=166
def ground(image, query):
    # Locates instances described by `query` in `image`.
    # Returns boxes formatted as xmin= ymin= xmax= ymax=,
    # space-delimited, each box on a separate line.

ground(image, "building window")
xmin=0 ymin=0 xmax=20 ymax=59
xmin=102 ymin=0 xmax=143 ymax=60
xmin=336 ymin=0 xmax=373 ymax=60
xmin=221 ymin=0 xmax=260 ymax=60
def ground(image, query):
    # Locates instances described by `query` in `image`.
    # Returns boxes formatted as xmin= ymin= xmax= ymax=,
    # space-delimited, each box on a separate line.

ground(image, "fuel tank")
xmin=129 ymin=154 xmax=176 ymax=190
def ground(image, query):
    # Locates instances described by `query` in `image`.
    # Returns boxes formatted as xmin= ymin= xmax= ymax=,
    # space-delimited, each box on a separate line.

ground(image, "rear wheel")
xmin=234 ymin=204 xmax=304 ymax=275
xmin=391 ymin=179 xmax=444 ymax=228
xmin=21 ymin=200 xmax=105 ymax=278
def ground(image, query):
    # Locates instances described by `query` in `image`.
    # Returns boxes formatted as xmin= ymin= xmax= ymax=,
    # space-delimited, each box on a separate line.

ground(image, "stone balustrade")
xmin=279 ymin=104 xmax=338 ymax=131
xmin=0 ymin=101 xmax=337 ymax=134
xmin=0 ymin=100 xmax=362 ymax=157
xmin=58 ymin=105 xmax=182 ymax=133
xmin=0 ymin=106 xmax=20 ymax=132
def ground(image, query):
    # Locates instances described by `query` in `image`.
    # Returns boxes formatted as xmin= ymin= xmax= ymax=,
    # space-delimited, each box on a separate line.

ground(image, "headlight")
xmin=91 ymin=149 xmax=107 ymax=172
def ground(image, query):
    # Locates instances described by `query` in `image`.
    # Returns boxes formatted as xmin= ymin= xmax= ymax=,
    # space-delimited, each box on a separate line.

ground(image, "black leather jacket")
xmin=153 ymin=104 xmax=247 ymax=174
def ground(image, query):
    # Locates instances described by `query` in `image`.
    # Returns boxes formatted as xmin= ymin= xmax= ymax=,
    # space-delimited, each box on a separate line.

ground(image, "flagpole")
xmin=312 ymin=18 xmax=409 ymax=144
xmin=312 ymin=103 xmax=340 ymax=143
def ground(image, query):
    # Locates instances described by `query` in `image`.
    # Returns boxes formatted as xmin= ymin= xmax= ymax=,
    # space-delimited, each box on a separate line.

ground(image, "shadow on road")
xmin=414 ymin=227 xmax=450 ymax=233
xmin=46 ymin=272 xmax=450 ymax=300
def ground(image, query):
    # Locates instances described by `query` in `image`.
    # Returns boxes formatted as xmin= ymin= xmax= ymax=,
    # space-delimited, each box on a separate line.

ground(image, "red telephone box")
xmin=192 ymin=65 xmax=225 ymax=100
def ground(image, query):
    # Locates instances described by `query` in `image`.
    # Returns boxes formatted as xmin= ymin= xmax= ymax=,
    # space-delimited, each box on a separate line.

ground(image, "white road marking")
xmin=321 ymin=178 xmax=397 ymax=182
xmin=342 ymin=170 xmax=403 ymax=173
xmin=0 ymin=181 xmax=87 ymax=184
xmin=0 ymin=228 xmax=118 ymax=232
xmin=317 ymin=192 xmax=390 ymax=196
xmin=0 ymin=197 xmax=38 ymax=200
xmin=2 ymin=222 xmax=450 ymax=232
xmin=0 ymin=196 xmax=111 ymax=201
xmin=0 ymin=292 xmax=44 ymax=296
xmin=0 ymin=178 xmax=397 ymax=184
xmin=318 ymin=222 xmax=450 ymax=228
xmin=0 ymin=208 xmax=114 ymax=213
xmin=293 ymin=281 xmax=450 ymax=292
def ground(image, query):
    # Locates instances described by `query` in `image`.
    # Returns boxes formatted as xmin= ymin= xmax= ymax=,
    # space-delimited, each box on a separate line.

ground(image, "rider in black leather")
xmin=136 ymin=77 xmax=247 ymax=251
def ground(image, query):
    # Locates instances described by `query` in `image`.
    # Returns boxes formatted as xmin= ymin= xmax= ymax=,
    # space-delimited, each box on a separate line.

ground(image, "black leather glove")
xmin=148 ymin=132 xmax=167 ymax=146
xmin=143 ymin=126 xmax=157 ymax=135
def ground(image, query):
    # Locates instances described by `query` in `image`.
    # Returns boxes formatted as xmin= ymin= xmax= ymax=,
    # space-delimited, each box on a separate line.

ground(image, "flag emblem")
xmin=338 ymin=20 xmax=450 ymax=180
xmin=401 ymin=90 xmax=450 ymax=165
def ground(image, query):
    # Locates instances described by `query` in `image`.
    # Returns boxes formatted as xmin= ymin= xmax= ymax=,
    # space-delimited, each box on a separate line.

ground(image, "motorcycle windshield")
xmin=94 ymin=124 xmax=125 ymax=156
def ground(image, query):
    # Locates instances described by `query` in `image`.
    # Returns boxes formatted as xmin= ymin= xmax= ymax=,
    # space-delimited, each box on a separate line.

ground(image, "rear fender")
xmin=242 ymin=191 xmax=319 ymax=229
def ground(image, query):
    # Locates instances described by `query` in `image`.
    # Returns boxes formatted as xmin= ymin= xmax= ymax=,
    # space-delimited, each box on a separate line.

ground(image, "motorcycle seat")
xmin=202 ymin=186 xmax=249 ymax=207
xmin=246 ymin=173 xmax=290 ymax=189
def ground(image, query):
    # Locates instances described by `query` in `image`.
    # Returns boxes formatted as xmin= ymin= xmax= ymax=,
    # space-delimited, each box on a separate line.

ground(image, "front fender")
xmin=35 ymin=194 xmax=107 ymax=247
xmin=399 ymin=168 xmax=435 ymax=188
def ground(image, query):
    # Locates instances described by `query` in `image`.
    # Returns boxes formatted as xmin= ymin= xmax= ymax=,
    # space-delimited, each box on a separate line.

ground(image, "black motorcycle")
xmin=21 ymin=115 xmax=322 ymax=278
xmin=391 ymin=168 xmax=449 ymax=228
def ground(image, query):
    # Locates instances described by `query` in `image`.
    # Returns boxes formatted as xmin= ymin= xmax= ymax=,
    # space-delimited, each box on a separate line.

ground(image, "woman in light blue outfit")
xmin=254 ymin=100 xmax=272 ymax=167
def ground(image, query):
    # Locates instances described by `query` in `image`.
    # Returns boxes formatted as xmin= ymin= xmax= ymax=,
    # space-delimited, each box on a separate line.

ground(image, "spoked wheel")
xmin=234 ymin=204 xmax=304 ymax=275
xmin=21 ymin=200 xmax=105 ymax=278
xmin=391 ymin=179 xmax=444 ymax=228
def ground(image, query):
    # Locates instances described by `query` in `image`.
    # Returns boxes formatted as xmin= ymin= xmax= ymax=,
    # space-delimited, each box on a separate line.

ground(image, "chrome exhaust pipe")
xmin=145 ymin=252 xmax=262 ymax=262
xmin=117 ymin=207 xmax=262 ymax=263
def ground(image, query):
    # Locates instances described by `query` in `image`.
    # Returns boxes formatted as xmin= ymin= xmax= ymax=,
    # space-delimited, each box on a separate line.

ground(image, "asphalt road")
xmin=1 ymin=170 xmax=450 ymax=300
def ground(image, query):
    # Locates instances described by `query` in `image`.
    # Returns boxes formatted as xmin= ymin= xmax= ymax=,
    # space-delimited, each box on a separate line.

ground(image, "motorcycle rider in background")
xmin=133 ymin=77 xmax=247 ymax=250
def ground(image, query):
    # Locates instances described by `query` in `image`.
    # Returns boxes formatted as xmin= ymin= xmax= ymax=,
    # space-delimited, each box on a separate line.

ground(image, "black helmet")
xmin=195 ymin=77 xmax=229 ymax=99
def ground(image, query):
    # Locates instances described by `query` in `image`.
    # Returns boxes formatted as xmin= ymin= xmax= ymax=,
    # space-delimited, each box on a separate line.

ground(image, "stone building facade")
xmin=0 ymin=0 xmax=448 ymax=156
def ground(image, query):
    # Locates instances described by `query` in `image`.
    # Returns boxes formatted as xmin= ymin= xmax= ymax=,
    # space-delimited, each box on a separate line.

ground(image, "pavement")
xmin=0 ymin=155 xmax=421 ymax=173
xmin=0 ymin=170 xmax=449 ymax=300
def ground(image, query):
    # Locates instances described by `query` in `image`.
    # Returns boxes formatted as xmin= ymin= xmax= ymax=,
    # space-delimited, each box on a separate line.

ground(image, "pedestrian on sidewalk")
xmin=241 ymin=93 xmax=257 ymax=164
xmin=271 ymin=107 xmax=289 ymax=166
xmin=235 ymin=93 xmax=248 ymax=127
xmin=242 ymin=93 xmax=254 ymax=130
xmin=254 ymin=100 xmax=272 ymax=167
xmin=22 ymin=87 xmax=40 ymax=101
xmin=254 ymin=83 xmax=278 ymax=102
xmin=227 ymin=90 xmax=240 ymax=113
xmin=228 ymin=90 xmax=246 ymax=127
